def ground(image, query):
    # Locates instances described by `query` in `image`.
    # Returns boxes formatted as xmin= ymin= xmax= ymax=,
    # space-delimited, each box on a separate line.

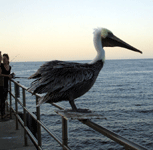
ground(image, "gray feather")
xmin=28 ymin=60 xmax=103 ymax=106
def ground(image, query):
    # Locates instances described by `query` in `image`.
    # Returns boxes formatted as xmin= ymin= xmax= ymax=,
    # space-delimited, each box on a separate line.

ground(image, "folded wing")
xmin=28 ymin=60 xmax=94 ymax=95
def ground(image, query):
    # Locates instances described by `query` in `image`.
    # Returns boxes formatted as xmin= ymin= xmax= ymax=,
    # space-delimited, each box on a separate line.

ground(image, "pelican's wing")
xmin=28 ymin=60 xmax=62 ymax=79
xmin=28 ymin=60 xmax=94 ymax=94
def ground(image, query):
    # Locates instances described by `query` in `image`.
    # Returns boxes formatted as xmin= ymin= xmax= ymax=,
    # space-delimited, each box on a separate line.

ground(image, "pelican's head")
xmin=101 ymin=28 xmax=142 ymax=54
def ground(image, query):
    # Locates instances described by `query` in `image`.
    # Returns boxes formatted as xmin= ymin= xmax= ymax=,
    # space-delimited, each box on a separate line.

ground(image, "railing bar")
xmin=9 ymin=97 xmax=42 ymax=149
xmin=10 ymin=79 xmax=147 ymax=150
xmin=9 ymin=87 xmax=66 ymax=136
xmin=80 ymin=119 xmax=147 ymax=150
xmin=11 ymin=79 xmax=28 ymax=90
xmin=8 ymin=92 xmax=25 ymax=110
xmin=24 ymin=107 xmax=70 ymax=149
xmin=36 ymin=120 xmax=70 ymax=150
xmin=24 ymin=127 xmax=42 ymax=150
xmin=9 ymin=80 xmax=12 ymax=119
xmin=8 ymin=92 xmax=23 ymax=108
xmin=23 ymin=106 xmax=69 ymax=149
xmin=62 ymin=117 xmax=68 ymax=149
xmin=36 ymin=96 xmax=42 ymax=147
xmin=9 ymin=99 xmax=70 ymax=150
xmin=11 ymin=79 xmax=41 ymax=97
xmin=24 ymin=107 xmax=37 ymax=120
xmin=11 ymin=80 xmax=63 ymax=109
xmin=9 ymin=104 xmax=15 ymax=113
xmin=14 ymin=82 xmax=19 ymax=130
xmin=9 ymin=92 xmax=15 ymax=99
xmin=7 ymin=94 xmax=34 ymax=120
xmin=17 ymin=116 xmax=42 ymax=150
xmin=23 ymin=88 xmax=28 ymax=146
xmin=8 ymin=92 xmax=38 ymax=122
xmin=52 ymin=103 xmax=64 ymax=110
xmin=17 ymin=98 xmax=24 ymax=107
xmin=24 ymin=127 xmax=43 ymax=150
xmin=8 ymin=80 xmax=12 ymax=119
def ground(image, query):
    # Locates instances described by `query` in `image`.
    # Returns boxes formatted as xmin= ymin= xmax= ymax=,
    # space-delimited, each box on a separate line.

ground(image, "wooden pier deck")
xmin=0 ymin=112 xmax=35 ymax=150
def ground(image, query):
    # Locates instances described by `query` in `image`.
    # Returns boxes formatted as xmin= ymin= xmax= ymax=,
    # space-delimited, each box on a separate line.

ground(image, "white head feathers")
xmin=89 ymin=28 xmax=105 ymax=64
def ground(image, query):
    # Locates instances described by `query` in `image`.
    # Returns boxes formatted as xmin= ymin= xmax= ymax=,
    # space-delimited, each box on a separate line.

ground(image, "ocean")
xmin=10 ymin=59 xmax=153 ymax=150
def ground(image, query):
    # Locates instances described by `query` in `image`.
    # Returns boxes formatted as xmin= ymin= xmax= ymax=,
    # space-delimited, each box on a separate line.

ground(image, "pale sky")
xmin=1 ymin=0 xmax=153 ymax=62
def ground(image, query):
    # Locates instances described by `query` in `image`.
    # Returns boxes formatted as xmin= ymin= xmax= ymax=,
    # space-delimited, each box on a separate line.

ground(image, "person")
xmin=0 ymin=51 xmax=12 ymax=119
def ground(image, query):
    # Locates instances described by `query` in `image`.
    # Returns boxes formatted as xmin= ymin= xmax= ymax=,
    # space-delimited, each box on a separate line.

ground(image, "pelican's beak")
xmin=102 ymin=34 xmax=142 ymax=54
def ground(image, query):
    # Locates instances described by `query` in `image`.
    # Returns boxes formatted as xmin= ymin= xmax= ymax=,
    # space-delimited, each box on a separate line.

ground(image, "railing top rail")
xmin=9 ymin=79 xmax=70 ymax=150
xmin=11 ymin=79 xmax=62 ymax=109
xmin=10 ymin=79 xmax=147 ymax=150
xmin=11 ymin=79 xmax=41 ymax=98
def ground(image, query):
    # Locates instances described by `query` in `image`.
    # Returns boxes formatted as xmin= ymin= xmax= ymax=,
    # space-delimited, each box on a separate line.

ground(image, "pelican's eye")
xmin=101 ymin=28 xmax=113 ymax=39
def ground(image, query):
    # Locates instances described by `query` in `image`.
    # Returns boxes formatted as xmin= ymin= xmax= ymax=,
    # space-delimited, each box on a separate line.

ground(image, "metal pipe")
xmin=16 ymin=113 xmax=42 ymax=150
xmin=15 ymin=81 xmax=20 ymax=98
xmin=14 ymin=82 xmax=19 ymax=130
xmin=80 ymin=119 xmax=147 ymax=150
xmin=23 ymin=88 xmax=28 ymax=146
xmin=10 ymin=79 xmax=147 ymax=150
xmin=10 ymin=92 xmax=24 ymax=108
xmin=6 ymin=97 xmax=8 ymax=111
xmin=23 ymin=105 xmax=70 ymax=150
xmin=22 ymin=105 xmax=70 ymax=150
xmin=37 ymin=119 xmax=70 ymax=150
xmin=36 ymin=95 xmax=42 ymax=147
xmin=9 ymin=104 xmax=41 ymax=149
xmin=62 ymin=117 xmax=68 ymax=150
xmin=24 ymin=126 xmax=42 ymax=150
xmin=9 ymin=80 xmax=12 ymax=119
xmin=9 ymin=91 xmax=64 ymax=148
xmin=52 ymin=103 xmax=64 ymax=110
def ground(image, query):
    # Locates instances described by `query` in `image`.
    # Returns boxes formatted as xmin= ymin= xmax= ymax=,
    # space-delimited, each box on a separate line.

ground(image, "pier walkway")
xmin=0 ymin=112 xmax=35 ymax=150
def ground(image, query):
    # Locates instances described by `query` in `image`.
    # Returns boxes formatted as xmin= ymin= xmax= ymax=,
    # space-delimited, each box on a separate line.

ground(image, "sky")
xmin=0 ymin=0 xmax=153 ymax=62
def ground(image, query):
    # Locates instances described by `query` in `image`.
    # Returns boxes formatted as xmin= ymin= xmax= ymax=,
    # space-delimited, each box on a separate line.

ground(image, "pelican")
xmin=28 ymin=28 xmax=142 ymax=111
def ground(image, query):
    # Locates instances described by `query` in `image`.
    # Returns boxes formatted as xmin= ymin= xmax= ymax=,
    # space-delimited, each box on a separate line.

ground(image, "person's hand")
xmin=11 ymin=73 xmax=15 ymax=79
xmin=8 ymin=74 xmax=12 ymax=79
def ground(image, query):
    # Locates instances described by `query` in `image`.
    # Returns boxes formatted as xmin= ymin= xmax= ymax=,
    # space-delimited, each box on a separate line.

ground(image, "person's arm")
xmin=0 ymin=74 xmax=12 ymax=78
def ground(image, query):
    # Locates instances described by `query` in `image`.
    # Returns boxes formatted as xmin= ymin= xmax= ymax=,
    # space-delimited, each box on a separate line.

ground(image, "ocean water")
xmin=10 ymin=59 xmax=153 ymax=150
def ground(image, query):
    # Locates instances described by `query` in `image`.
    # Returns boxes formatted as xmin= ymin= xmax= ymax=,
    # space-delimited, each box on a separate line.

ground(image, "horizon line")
xmin=10 ymin=57 xmax=153 ymax=63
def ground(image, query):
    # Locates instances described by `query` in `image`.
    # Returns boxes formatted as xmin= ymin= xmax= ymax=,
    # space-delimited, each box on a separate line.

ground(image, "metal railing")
xmin=6 ymin=79 xmax=147 ymax=150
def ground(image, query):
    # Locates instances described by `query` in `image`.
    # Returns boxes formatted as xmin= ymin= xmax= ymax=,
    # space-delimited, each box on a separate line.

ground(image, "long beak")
xmin=102 ymin=35 xmax=143 ymax=54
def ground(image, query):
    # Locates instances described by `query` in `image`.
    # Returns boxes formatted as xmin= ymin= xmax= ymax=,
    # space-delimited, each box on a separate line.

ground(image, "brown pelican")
xmin=28 ymin=28 xmax=142 ymax=111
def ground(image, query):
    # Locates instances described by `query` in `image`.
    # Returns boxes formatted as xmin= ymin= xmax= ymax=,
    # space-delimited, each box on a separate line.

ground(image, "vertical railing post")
xmin=14 ymin=82 xmax=18 ymax=130
xmin=9 ymin=80 xmax=12 ymax=119
xmin=62 ymin=117 xmax=68 ymax=149
xmin=36 ymin=96 xmax=42 ymax=147
xmin=6 ymin=97 xmax=8 ymax=111
xmin=23 ymin=88 xmax=28 ymax=146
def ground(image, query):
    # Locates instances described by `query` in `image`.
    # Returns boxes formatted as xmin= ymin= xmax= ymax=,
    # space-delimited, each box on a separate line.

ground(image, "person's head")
xmin=3 ymin=53 xmax=9 ymax=65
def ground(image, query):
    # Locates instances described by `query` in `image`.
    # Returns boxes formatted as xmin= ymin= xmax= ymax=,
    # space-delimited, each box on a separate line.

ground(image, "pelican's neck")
xmin=89 ymin=28 xmax=105 ymax=64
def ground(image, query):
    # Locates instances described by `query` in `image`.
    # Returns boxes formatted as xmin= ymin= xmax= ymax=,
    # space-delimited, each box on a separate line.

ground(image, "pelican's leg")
xmin=69 ymin=100 xmax=91 ymax=113
xmin=69 ymin=100 xmax=78 ymax=111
